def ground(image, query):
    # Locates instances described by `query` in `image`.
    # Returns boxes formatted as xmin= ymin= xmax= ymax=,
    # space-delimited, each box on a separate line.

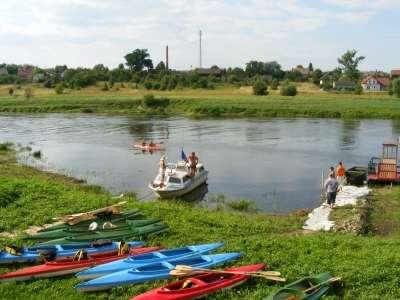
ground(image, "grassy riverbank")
xmin=1 ymin=146 xmax=400 ymax=299
xmin=1 ymin=84 xmax=399 ymax=118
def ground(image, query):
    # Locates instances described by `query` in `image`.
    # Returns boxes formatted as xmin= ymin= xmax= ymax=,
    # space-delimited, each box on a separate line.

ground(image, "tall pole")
xmin=199 ymin=30 xmax=202 ymax=68
xmin=166 ymin=45 xmax=169 ymax=70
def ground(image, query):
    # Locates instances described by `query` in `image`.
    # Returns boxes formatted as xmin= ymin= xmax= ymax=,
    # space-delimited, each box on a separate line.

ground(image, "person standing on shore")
xmin=324 ymin=173 xmax=339 ymax=209
xmin=336 ymin=161 xmax=346 ymax=186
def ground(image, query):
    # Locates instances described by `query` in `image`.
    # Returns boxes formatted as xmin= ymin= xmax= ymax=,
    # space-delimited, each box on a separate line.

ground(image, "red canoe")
xmin=131 ymin=263 xmax=266 ymax=300
xmin=0 ymin=246 xmax=162 ymax=282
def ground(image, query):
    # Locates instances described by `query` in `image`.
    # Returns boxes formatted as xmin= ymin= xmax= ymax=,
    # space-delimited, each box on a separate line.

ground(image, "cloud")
xmin=0 ymin=0 xmax=397 ymax=70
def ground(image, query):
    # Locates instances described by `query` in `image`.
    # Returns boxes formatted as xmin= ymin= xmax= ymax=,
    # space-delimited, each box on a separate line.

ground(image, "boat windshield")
xmin=168 ymin=177 xmax=181 ymax=184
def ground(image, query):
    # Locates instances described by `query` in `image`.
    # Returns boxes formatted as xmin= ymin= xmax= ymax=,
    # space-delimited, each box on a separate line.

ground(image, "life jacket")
xmin=118 ymin=241 xmax=130 ymax=256
xmin=4 ymin=245 xmax=23 ymax=256
xmin=337 ymin=166 xmax=345 ymax=177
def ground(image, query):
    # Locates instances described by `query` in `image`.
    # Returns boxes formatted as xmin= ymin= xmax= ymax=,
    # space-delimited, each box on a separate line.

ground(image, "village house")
xmin=361 ymin=76 xmax=390 ymax=91
xmin=332 ymin=80 xmax=356 ymax=90
xmin=291 ymin=65 xmax=310 ymax=77
xmin=17 ymin=65 xmax=33 ymax=81
xmin=391 ymin=69 xmax=400 ymax=79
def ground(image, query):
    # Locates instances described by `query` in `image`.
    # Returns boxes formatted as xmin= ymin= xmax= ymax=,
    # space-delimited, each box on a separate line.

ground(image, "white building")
xmin=361 ymin=76 xmax=390 ymax=91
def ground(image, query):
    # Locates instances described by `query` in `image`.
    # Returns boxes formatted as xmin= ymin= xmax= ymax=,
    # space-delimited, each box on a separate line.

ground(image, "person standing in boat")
xmin=159 ymin=155 xmax=167 ymax=187
xmin=188 ymin=152 xmax=199 ymax=177
xmin=324 ymin=173 xmax=339 ymax=209
xmin=336 ymin=161 xmax=346 ymax=186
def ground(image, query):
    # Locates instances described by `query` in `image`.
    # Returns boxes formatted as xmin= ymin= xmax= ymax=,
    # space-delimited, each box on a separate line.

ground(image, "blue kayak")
xmin=76 ymin=242 xmax=223 ymax=280
xmin=0 ymin=241 xmax=144 ymax=264
xmin=75 ymin=252 xmax=242 ymax=292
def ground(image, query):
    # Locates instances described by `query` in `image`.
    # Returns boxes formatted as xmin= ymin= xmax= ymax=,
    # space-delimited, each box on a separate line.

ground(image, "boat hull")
xmin=0 ymin=247 xmax=162 ymax=282
xmin=0 ymin=241 xmax=144 ymax=265
xmin=75 ymin=243 xmax=223 ymax=280
xmin=151 ymin=172 xmax=208 ymax=199
xmin=75 ymin=252 xmax=242 ymax=292
xmin=131 ymin=263 xmax=266 ymax=300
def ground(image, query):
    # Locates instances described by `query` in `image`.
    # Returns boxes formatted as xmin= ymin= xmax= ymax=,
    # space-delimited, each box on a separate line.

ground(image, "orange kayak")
xmin=133 ymin=143 xmax=165 ymax=151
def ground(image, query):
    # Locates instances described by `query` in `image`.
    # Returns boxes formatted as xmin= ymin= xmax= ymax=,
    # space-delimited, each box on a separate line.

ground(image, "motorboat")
xmin=148 ymin=161 xmax=208 ymax=199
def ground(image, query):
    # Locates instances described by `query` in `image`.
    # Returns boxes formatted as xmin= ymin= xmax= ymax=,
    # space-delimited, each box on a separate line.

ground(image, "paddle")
xmin=170 ymin=265 xmax=286 ymax=282
xmin=285 ymin=276 xmax=342 ymax=300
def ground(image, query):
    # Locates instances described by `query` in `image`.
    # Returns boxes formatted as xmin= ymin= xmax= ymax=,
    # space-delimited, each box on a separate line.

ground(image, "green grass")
xmin=1 ymin=148 xmax=400 ymax=299
xmin=0 ymin=85 xmax=400 ymax=118
xmin=369 ymin=186 xmax=400 ymax=237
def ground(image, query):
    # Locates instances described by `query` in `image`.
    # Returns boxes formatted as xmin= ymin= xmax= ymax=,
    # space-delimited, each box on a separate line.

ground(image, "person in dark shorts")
xmin=324 ymin=173 xmax=339 ymax=209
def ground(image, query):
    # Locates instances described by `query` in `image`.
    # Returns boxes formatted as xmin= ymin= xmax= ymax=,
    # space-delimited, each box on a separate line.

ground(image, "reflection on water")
xmin=0 ymin=114 xmax=397 ymax=213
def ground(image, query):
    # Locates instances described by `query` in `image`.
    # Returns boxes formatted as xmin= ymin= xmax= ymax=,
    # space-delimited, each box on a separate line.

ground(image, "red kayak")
xmin=131 ymin=263 xmax=266 ymax=300
xmin=0 ymin=246 xmax=162 ymax=282
xmin=133 ymin=143 xmax=165 ymax=151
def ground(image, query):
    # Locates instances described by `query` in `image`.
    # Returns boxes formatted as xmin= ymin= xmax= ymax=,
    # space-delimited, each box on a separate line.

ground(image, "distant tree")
xmin=354 ymin=84 xmax=363 ymax=95
xmin=24 ymin=87 xmax=33 ymax=99
xmin=253 ymin=80 xmax=268 ymax=95
xmin=155 ymin=61 xmax=166 ymax=71
xmin=6 ymin=64 xmax=18 ymax=75
xmin=338 ymin=49 xmax=365 ymax=81
xmin=284 ymin=70 xmax=303 ymax=82
xmin=312 ymin=69 xmax=323 ymax=85
xmin=280 ymin=82 xmax=297 ymax=96
xmin=270 ymin=79 xmax=279 ymax=90
xmin=308 ymin=62 xmax=314 ymax=72
xmin=143 ymin=81 xmax=153 ymax=90
xmin=388 ymin=81 xmax=393 ymax=96
xmin=124 ymin=49 xmax=153 ymax=72
xmin=392 ymin=79 xmax=400 ymax=98
xmin=8 ymin=87 xmax=14 ymax=96
xmin=118 ymin=63 xmax=125 ymax=70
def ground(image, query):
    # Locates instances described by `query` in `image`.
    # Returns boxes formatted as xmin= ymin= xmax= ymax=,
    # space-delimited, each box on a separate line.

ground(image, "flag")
xmin=181 ymin=148 xmax=187 ymax=161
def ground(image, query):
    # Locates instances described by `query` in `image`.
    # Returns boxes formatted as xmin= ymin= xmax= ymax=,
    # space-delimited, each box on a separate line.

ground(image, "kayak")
xmin=265 ymin=273 xmax=334 ymax=300
xmin=76 ymin=242 xmax=224 ymax=280
xmin=0 ymin=241 xmax=144 ymax=265
xmin=29 ymin=219 xmax=161 ymax=240
xmin=133 ymin=143 xmax=165 ymax=151
xmin=0 ymin=246 xmax=162 ymax=282
xmin=75 ymin=252 xmax=242 ymax=292
xmin=38 ymin=209 xmax=142 ymax=233
xmin=55 ymin=201 xmax=127 ymax=225
xmin=131 ymin=263 xmax=266 ymax=300
xmin=36 ymin=223 xmax=168 ymax=246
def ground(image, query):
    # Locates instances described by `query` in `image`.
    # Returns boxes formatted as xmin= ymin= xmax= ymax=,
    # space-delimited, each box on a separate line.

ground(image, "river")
xmin=1 ymin=114 xmax=399 ymax=213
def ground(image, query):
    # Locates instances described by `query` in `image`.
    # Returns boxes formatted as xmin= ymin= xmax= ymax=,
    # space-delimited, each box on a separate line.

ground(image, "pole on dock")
xmin=320 ymin=170 xmax=325 ymax=201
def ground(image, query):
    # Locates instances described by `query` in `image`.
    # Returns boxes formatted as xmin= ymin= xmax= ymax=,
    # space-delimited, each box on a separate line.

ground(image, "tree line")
xmin=1 ymin=48 xmax=399 ymax=97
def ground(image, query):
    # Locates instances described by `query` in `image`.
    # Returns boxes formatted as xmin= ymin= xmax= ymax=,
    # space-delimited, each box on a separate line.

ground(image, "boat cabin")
xmin=154 ymin=162 xmax=205 ymax=186
xmin=368 ymin=142 xmax=400 ymax=182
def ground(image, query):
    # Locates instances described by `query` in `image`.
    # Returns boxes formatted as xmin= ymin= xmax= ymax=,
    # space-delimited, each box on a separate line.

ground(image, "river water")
xmin=1 ymin=114 xmax=399 ymax=213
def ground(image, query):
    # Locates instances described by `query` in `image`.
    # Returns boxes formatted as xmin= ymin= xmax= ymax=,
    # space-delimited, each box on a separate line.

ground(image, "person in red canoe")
xmin=141 ymin=141 xmax=146 ymax=147
xmin=188 ymin=152 xmax=198 ymax=177
xmin=149 ymin=141 xmax=155 ymax=147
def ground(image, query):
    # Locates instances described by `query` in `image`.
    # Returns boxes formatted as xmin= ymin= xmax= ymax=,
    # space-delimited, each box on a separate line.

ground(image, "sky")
xmin=0 ymin=0 xmax=399 ymax=71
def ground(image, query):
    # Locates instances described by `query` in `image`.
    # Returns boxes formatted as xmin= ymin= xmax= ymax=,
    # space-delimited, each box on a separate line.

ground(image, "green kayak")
xmin=265 ymin=273 xmax=334 ymax=300
xmin=38 ymin=209 xmax=142 ymax=232
xmin=28 ymin=219 xmax=161 ymax=240
xmin=36 ymin=223 xmax=168 ymax=246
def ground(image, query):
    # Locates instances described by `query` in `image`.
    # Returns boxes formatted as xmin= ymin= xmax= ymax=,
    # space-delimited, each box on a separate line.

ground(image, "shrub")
xmin=392 ymin=78 xmax=400 ymax=98
xmin=270 ymin=79 xmax=279 ymax=90
xmin=253 ymin=80 xmax=268 ymax=95
xmin=24 ymin=87 xmax=34 ymax=99
xmin=280 ymin=82 xmax=297 ymax=96
xmin=8 ymin=87 xmax=14 ymax=96
xmin=101 ymin=82 xmax=109 ymax=91
xmin=0 ymin=180 xmax=22 ymax=207
xmin=142 ymin=94 xmax=170 ymax=108
xmin=143 ymin=81 xmax=153 ymax=90
xmin=354 ymin=84 xmax=363 ymax=95
xmin=228 ymin=199 xmax=257 ymax=212
xmin=0 ymin=142 xmax=12 ymax=151
xmin=32 ymin=150 xmax=42 ymax=159
xmin=55 ymin=84 xmax=64 ymax=94
xmin=43 ymin=79 xmax=53 ymax=88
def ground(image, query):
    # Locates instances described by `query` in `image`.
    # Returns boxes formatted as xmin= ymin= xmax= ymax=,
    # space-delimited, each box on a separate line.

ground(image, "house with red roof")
xmin=361 ymin=75 xmax=390 ymax=91
xmin=391 ymin=69 xmax=400 ymax=79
